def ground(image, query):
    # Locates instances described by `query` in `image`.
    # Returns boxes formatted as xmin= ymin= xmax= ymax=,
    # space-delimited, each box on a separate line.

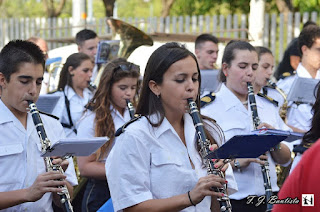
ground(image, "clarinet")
xmin=187 ymin=98 xmax=232 ymax=212
xmin=88 ymin=81 xmax=97 ymax=92
xmin=247 ymin=82 xmax=273 ymax=212
xmin=126 ymin=99 xmax=135 ymax=119
xmin=28 ymin=101 xmax=74 ymax=212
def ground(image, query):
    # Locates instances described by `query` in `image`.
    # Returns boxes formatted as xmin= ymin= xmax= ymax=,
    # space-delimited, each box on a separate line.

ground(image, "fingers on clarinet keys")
xmin=190 ymin=176 xmax=226 ymax=205
xmin=209 ymin=144 xmax=218 ymax=152
xmin=212 ymin=159 xmax=229 ymax=172
xmin=27 ymin=171 xmax=66 ymax=202
xmin=51 ymin=157 xmax=69 ymax=172
xmin=203 ymin=175 xmax=226 ymax=193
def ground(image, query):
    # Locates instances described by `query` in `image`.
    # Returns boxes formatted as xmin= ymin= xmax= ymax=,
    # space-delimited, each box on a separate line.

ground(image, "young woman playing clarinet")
xmin=50 ymin=53 xmax=94 ymax=138
xmin=106 ymin=42 xmax=237 ymax=212
xmin=76 ymin=58 xmax=140 ymax=212
xmin=201 ymin=41 xmax=292 ymax=212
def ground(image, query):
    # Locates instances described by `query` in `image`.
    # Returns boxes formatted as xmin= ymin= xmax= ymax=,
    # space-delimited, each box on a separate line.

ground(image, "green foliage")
xmin=0 ymin=0 xmax=44 ymax=18
xmin=0 ymin=0 xmax=319 ymax=19
xmin=170 ymin=0 xmax=251 ymax=16
xmin=292 ymin=0 xmax=320 ymax=12
xmin=0 ymin=0 xmax=72 ymax=18
xmin=93 ymin=0 xmax=106 ymax=17
xmin=116 ymin=0 xmax=162 ymax=18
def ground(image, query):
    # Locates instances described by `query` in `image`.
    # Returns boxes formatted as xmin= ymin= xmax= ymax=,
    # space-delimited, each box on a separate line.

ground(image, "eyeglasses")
xmin=114 ymin=63 xmax=140 ymax=73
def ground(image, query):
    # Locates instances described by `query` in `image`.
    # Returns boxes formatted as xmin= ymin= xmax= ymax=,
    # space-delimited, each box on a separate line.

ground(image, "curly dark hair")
xmin=298 ymin=25 xmax=320 ymax=56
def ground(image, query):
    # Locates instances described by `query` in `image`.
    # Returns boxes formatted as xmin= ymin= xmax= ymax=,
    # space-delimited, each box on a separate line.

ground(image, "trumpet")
xmin=267 ymin=79 xmax=288 ymax=121
xmin=187 ymin=98 xmax=232 ymax=212
xmin=28 ymin=101 xmax=74 ymax=212
xmin=247 ymin=82 xmax=272 ymax=212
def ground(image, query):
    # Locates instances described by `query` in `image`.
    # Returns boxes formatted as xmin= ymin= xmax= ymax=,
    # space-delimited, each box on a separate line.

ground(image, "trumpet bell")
xmin=107 ymin=18 xmax=153 ymax=59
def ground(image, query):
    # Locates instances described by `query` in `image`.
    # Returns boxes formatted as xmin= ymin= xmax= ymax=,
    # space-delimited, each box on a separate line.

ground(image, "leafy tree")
xmin=102 ymin=0 xmax=116 ymax=16
xmin=292 ymin=0 xmax=320 ymax=12
xmin=43 ymin=0 xmax=67 ymax=17
xmin=0 ymin=0 xmax=72 ymax=18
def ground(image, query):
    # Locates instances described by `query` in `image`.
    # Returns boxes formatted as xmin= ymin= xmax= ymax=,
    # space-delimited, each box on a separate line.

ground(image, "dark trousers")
xmin=81 ymin=179 xmax=111 ymax=212
xmin=231 ymin=198 xmax=267 ymax=212
xmin=230 ymin=193 xmax=278 ymax=212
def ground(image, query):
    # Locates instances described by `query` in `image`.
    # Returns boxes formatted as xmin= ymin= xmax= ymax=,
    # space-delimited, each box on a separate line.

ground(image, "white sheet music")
xmin=36 ymin=94 xmax=61 ymax=114
xmin=287 ymin=77 xmax=319 ymax=104
xmin=42 ymin=137 xmax=108 ymax=157
xmin=251 ymin=128 xmax=303 ymax=143
xmin=200 ymin=69 xmax=221 ymax=95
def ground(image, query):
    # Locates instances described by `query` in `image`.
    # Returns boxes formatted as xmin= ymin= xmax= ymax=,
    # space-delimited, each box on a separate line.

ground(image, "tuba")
xmin=107 ymin=18 xmax=153 ymax=59
xmin=94 ymin=18 xmax=153 ymax=86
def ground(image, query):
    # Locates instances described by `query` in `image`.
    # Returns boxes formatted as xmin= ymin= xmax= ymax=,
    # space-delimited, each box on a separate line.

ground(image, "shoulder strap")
xmin=293 ymin=142 xmax=313 ymax=154
xmin=279 ymin=70 xmax=296 ymax=80
xmin=38 ymin=110 xmax=59 ymax=120
xmin=257 ymin=93 xmax=279 ymax=107
xmin=200 ymin=92 xmax=216 ymax=108
xmin=47 ymin=89 xmax=59 ymax=94
xmin=262 ymin=87 xmax=268 ymax=95
xmin=115 ymin=114 xmax=142 ymax=137
xmin=61 ymin=90 xmax=77 ymax=134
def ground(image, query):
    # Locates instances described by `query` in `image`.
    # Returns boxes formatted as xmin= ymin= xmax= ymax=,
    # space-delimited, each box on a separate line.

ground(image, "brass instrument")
xmin=28 ymin=101 xmax=74 ymax=212
xmin=45 ymin=57 xmax=63 ymax=93
xmin=187 ymin=98 xmax=232 ymax=212
xmin=267 ymin=80 xmax=292 ymax=187
xmin=247 ymin=82 xmax=273 ymax=212
xmin=94 ymin=18 xmax=153 ymax=86
xmin=267 ymin=79 xmax=288 ymax=121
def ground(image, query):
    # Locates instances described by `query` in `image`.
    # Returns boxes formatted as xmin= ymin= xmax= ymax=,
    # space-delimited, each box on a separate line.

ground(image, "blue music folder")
xmin=205 ymin=134 xmax=288 ymax=159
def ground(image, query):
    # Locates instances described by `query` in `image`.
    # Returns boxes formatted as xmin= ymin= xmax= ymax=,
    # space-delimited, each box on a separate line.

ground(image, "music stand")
xmin=36 ymin=94 xmax=60 ymax=114
xmin=287 ymin=77 xmax=319 ymax=104
xmin=200 ymin=69 xmax=221 ymax=95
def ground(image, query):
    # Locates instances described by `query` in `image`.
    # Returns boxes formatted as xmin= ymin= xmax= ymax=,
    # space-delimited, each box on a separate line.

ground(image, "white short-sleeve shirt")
xmin=0 ymin=100 xmax=77 ymax=212
xmin=106 ymin=113 xmax=237 ymax=212
xmin=77 ymin=106 xmax=131 ymax=161
xmin=201 ymin=84 xmax=292 ymax=200
xmin=50 ymin=85 xmax=93 ymax=138
xmin=277 ymin=63 xmax=320 ymax=131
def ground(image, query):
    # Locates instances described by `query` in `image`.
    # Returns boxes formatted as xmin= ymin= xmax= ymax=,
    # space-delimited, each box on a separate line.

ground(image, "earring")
xmin=224 ymin=72 xmax=228 ymax=77
xmin=70 ymin=73 xmax=74 ymax=77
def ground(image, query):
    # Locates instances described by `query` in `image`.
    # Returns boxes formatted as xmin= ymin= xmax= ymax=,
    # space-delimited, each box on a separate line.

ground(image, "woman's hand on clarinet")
xmin=257 ymin=122 xmax=275 ymax=129
xmin=211 ymin=159 xmax=229 ymax=172
xmin=208 ymin=144 xmax=229 ymax=172
xmin=189 ymin=175 xmax=226 ymax=205
xmin=236 ymin=155 xmax=268 ymax=168
xmin=25 ymin=171 xmax=67 ymax=202
xmin=51 ymin=156 xmax=69 ymax=172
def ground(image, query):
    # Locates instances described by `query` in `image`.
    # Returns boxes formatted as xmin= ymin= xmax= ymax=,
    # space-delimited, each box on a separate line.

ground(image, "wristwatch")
xmin=234 ymin=159 xmax=241 ymax=171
